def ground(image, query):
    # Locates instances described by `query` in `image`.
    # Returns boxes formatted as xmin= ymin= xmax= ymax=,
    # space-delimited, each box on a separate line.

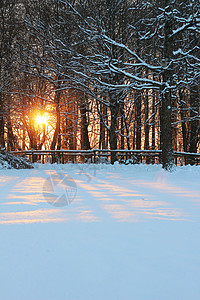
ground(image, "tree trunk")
xmin=179 ymin=89 xmax=188 ymax=152
xmin=80 ymin=94 xmax=90 ymax=150
xmin=144 ymin=89 xmax=149 ymax=150
xmin=189 ymin=84 xmax=199 ymax=154
xmin=51 ymin=87 xmax=62 ymax=150
xmin=160 ymin=87 xmax=174 ymax=170
xmin=99 ymin=103 xmax=106 ymax=149
xmin=80 ymin=104 xmax=90 ymax=150
xmin=0 ymin=94 xmax=5 ymax=149
xmin=38 ymin=124 xmax=46 ymax=150
xmin=51 ymin=102 xmax=60 ymax=150
xmin=120 ymin=113 xmax=124 ymax=150
xmin=7 ymin=113 xmax=15 ymax=150
xmin=109 ymin=99 xmax=119 ymax=164
xmin=135 ymin=93 xmax=141 ymax=150
xmin=160 ymin=1 xmax=174 ymax=171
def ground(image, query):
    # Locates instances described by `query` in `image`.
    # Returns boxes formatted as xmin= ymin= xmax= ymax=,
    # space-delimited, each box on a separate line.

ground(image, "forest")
xmin=0 ymin=0 xmax=199 ymax=170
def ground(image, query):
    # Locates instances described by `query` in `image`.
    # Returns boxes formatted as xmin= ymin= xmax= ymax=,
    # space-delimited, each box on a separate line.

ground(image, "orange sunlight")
xmin=35 ymin=113 xmax=49 ymax=127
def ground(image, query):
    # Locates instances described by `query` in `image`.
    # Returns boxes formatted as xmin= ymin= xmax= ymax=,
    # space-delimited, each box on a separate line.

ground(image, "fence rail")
xmin=10 ymin=149 xmax=200 ymax=166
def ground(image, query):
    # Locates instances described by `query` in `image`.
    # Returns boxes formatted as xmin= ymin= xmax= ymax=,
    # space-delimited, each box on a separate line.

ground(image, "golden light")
xmin=35 ymin=113 xmax=48 ymax=127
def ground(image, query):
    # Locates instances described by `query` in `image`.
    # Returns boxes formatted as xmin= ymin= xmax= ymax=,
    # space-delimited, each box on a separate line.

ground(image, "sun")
xmin=35 ymin=113 xmax=48 ymax=126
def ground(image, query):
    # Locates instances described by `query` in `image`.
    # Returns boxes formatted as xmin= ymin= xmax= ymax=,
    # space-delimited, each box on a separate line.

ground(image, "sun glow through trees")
xmin=35 ymin=113 xmax=49 ymax=127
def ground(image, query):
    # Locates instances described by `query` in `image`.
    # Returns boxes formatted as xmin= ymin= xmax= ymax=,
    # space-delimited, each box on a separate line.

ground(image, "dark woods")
xmin=0 ymin=0 xmax=199 ymax=170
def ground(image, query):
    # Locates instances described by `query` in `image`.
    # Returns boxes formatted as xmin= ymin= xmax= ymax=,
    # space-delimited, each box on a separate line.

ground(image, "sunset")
xmin=35 ymin=113 xmax=49 ymax=127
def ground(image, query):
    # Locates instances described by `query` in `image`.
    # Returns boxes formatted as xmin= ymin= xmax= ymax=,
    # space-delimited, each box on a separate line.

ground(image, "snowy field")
xmin=0 ymin=163 xmax=200 ymax=300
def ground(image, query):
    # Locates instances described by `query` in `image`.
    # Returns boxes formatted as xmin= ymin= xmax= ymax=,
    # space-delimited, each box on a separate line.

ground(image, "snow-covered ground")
xmin=0 ymin=163 xmax=200 ymax=300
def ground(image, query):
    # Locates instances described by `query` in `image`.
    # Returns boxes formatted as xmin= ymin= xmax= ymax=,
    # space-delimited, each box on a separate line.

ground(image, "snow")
xmin=0 ymin=163 xmax=200 ymax=300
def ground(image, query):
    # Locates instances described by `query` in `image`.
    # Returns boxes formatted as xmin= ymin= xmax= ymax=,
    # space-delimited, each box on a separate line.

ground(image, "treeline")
xmin=0 ymin=0 xmax=199 ymax=169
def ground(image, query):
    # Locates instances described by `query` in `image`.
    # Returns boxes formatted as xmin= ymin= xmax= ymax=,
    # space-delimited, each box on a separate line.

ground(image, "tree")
xmin=0 ymin=0 xmax=199 ymax=168
xmin=74 ymin=0 xmax=199 ymax=169
xmin=0 ymin=1 xmax=26 ymax=149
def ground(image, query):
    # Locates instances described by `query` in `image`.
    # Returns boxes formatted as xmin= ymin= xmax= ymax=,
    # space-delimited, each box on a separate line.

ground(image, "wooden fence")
xmin=10 ymin=149 xmax=200 ymax=166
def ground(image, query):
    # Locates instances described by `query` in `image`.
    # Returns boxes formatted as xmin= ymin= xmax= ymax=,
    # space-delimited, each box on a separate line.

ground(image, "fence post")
xmin=61 ymin=152 xmax=64 ymax=164
xmin=93 ymin=150 xmax=96 ymax=163
xmin=51 ymin=151 xmax=55 ymax=164
xmin=31 ymin=151 xmax=35 ymax=163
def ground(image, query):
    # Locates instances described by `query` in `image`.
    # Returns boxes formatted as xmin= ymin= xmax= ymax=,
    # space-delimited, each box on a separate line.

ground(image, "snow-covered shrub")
xmin=0 ymin=149 xmax=33 ymax=169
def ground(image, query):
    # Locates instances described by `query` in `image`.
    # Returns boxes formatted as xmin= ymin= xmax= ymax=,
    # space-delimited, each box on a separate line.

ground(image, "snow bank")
xmin=0 ymin=163 xmax=200 ymax=300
